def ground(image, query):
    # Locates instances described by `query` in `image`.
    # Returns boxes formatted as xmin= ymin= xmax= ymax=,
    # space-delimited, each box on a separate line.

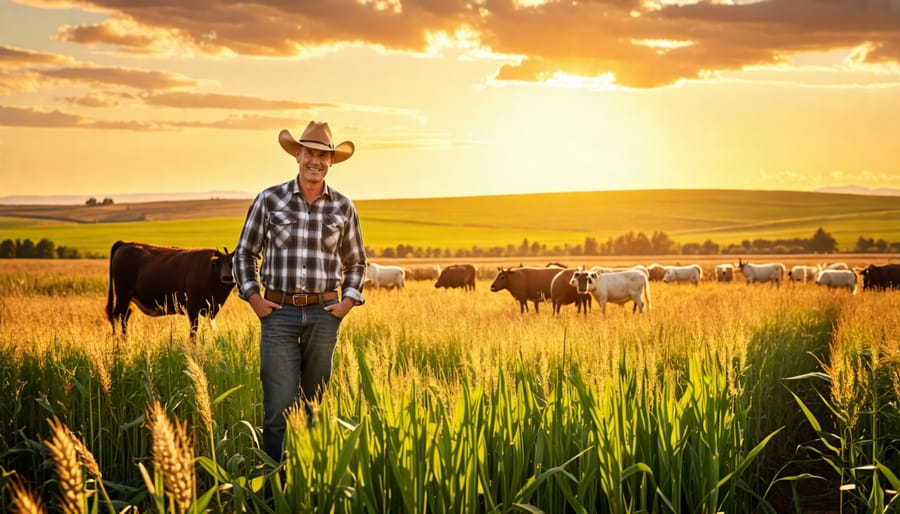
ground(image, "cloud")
xmin=143 ymin=92 xmax=338 ymax=110
xmin=26 ymin=0 xmax=899 ymax=88
xmin=0 ymin=44 xmax=75 ymax=66
xmin=0 ymin=105 xmax=163 ymax=130
xmin=39 ymin=65 xmax=198 ymax=91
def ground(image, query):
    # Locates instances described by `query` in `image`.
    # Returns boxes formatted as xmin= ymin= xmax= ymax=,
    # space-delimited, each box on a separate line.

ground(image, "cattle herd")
xmin=105 ymin=239 xmax=900 ymax=336
xmin=401 ymin=259 xmax=900 ymax=316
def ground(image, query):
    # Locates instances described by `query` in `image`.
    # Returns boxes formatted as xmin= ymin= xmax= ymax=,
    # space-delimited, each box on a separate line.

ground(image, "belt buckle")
xmin=291 ymin=293 xmax=307 ymax=306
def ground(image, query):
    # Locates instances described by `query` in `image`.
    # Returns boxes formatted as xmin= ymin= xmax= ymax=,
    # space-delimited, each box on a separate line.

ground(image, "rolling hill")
xmin=0 ymin=189 xmax=898 ymax=256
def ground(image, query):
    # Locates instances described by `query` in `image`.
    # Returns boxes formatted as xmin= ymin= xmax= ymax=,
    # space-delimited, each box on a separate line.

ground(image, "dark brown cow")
xmin=859 ymin=264 xmax=900 ymax=291
xmin=434 ymin=264 xmax=476 ymax=291
xmin=549 ymin=268 xmax=591 ymax=315
xmin=489 ymin=266 xmax=561 ymax=314
xmin=106 ymin=240 xmax=235 ymax=337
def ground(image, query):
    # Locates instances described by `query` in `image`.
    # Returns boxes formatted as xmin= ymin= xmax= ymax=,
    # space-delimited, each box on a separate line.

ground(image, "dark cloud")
xmin=23 ymin=0 xmax=900 ymax=87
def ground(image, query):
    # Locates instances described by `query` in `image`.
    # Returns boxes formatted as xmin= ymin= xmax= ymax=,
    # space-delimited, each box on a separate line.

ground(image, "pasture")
xmin=1 ymin=258 xmax=899 ymax=513
xmin=2 ymin=189 xmax=900 ymax=255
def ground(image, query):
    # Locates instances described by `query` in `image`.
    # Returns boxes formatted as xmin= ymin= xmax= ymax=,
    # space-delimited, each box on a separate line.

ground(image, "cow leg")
xmin=532 ymin=300 xmax=540 ymax=314
xmin=119 ymin=307 xmax=132 ymax=336
xmin=111 ymin=293 xmax=133 ymax=336
xmin=189 ymin=314 xmax=200 ymax=339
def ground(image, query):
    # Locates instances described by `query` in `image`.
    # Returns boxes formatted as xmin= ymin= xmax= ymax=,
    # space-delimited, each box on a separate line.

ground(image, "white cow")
xmin=365 ymin=262 xmax=405 ymax=290
xmin=789 ymin=265 xmax=819 ymax=283
xmin=662 ymin=264 xmax=702 ymax=287
xmin=816 ymin=269 xmax=857 ymax=294
xmin=737 ymin=259 xmax=785 ymax=287
xmin=570 ymin=269 xmax=651 ymax=315
xmin=715 ymin=264 xmax=734 ymax=282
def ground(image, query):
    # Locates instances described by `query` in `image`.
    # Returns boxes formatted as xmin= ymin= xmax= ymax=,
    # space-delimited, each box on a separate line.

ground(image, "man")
xmin=233 ymin=120 xmax=367 ymax=462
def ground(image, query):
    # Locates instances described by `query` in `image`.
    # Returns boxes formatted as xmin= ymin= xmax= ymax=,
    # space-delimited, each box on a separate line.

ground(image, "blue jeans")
xmin=259 ymin=300 xmax=343 ymax=462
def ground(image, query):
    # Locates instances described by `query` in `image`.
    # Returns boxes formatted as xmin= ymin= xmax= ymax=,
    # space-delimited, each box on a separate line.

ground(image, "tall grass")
xmin=1 ymin=260 xmax=898 ymax=512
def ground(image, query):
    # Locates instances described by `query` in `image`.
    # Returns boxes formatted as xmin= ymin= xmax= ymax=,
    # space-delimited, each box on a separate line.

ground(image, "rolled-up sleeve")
xmin=340 ymin=206 xmax=367 ymax=305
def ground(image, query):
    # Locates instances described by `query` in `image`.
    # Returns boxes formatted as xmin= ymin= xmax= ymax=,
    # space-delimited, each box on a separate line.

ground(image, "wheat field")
xmin=1 ymin=259 xmax=899 ymax=513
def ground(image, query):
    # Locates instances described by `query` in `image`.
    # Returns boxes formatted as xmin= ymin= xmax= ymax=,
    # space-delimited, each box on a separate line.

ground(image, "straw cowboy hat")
xmin=278 ymin=121 xmax=354 ymax=164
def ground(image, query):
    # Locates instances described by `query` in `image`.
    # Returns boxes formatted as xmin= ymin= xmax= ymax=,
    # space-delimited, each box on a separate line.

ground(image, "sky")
xmin=1 ymin=0 xmax=900 ymax=202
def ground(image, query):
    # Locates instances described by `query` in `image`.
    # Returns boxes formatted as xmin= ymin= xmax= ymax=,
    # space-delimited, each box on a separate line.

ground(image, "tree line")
xmin=2 ymin=228 xmax=898 ymax=259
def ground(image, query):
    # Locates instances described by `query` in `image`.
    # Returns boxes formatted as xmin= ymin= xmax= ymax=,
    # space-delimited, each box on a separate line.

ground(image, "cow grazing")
xmin=859 ymin=264 xmax=900 ymax=291
xmin=646 ymin=264 xmax=668 ymax=281
xmin=570 ymin=269 xmax=650 ymax=315
xmin=789 ymin=265 xmax=819 ymax=283
xmin=737 ymin=259 xmax=785 ymax=287
xmin=549 ymin=268 xmax=592 ymax=315
xmin=816 ymin=269 xmax=858 ymax=294
xmin=408 ymin=265 xmax=441 ymax=281
xmin=489 ymin=266 xmax=561 ymax=314
xmin=434 ymin=264 xmax=477 ymax=291
xmin=106 ymin=241 xmax=235 ymax=338
xmin=662 ymin=264 xmax=702 ymax=287
xmin=365 ymin=262 xmax=405 ymax=290
xmin=715 ymin=264 xmax=734 ymax=282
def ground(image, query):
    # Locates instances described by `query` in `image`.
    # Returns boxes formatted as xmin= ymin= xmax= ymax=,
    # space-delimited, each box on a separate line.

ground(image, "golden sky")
xmin=1 ymin=0 xmax=899 ymax=201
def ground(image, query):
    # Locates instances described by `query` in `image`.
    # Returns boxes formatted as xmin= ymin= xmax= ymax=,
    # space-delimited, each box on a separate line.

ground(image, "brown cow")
xmin=408 ymin=265 xmax=442 ymax=281
xmin=434 ymin=263 xmax=476 ymax=291
xmin=549 ymin=268 xmax=591 ymax=315
xmin=106 ymin=240 xmax=235 ymax=338
xmin=489 ymin=266 xmax=561 ymax=314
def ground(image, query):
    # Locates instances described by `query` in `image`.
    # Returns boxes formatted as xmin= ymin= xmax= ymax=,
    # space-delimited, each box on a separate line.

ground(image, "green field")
xmin=1 ymin=189 xmax=898 ymax=255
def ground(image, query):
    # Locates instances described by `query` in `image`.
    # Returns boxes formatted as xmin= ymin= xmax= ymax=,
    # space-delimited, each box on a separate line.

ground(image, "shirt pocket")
xmin=322 ymin=215 xmax=344 ymax=253
xmin=268 ymin=211 xmax=299 ymax=249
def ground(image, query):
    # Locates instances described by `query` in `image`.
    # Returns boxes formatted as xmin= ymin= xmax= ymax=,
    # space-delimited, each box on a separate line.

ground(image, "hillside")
xmin=1 ymin=189 xmax=898 ymax=255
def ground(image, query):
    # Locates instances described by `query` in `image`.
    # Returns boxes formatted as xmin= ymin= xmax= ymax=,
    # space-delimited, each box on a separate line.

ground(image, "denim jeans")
xmin=259 ymin=299 xmax=343 ymax=462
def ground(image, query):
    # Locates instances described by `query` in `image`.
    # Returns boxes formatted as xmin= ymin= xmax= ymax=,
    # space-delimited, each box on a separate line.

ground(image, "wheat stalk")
xmin=6 ymin=475 xmax=45 ymax=514
xmin=146 ymin=400 xmax=195 ymax=513
xmin=186 ymin=356 xmax=213 ymax=433
xmin=45 ymin=417 xmax=85 ymax=514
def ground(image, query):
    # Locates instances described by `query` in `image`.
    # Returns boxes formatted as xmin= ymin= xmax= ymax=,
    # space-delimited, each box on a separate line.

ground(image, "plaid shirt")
xmin=233 ymin=177 xmax=367 ymax=304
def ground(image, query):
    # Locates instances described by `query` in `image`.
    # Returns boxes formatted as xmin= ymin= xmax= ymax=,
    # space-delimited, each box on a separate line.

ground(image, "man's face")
xmin=297 ymin=146 xmax=333 ymax=185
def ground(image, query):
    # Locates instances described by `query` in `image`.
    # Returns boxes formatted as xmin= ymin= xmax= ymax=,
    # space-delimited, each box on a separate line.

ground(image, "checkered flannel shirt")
xmin=233 ymin=178 xmax=366 ymax=305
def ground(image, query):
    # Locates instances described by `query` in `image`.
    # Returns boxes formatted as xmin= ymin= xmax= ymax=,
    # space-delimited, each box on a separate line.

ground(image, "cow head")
xmin=489 ymin=266 xmax=510 ymax=292
xmin=859 ymin=265 xmax=875 ymax=289
xmin=569 ymin=269 xmax=596 ymax=294
xmin=214 ymin=247 xmax=235 ymax=284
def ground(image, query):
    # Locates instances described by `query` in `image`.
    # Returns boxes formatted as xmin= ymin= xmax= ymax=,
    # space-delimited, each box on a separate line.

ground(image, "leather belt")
xmin=264 ymin=290 xmax=339 ymax=306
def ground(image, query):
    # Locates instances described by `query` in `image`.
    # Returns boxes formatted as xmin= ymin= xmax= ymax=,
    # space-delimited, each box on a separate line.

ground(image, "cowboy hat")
xmin=278 ymin=121 xmax=354 ymax=164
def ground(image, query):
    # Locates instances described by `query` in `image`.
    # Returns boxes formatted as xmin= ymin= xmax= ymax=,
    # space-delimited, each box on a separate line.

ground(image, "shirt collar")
xmin=288 ymin=177 xmax=332 ymax=200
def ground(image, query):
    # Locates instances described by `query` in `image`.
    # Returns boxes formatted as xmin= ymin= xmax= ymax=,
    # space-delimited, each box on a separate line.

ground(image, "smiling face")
xmin=297 ymin=146 xmax=334 ymax=188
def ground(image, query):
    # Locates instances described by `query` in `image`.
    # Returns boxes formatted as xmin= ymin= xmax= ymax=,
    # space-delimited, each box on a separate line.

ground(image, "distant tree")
xmin=809 ymin=228 xmax=838 ymax=253
xmin=584 ymin=236 xmax=599 ymax=256
xmin=700 ymin=239 xmax=720 ymax=255
xmin=35 ymin=238 xmax=55 ymax=258
xmin=0 ymin=239 xmax=14 ymax=258
xmin=102 ymin=197 xmax=114 ymax=205
xmin=681 ymin=242 xmax=701 ymax=255
xmin=651 ymin=231 xmax=679 ymax=255
xmin=57 ymin=246 xmax=82 ymax=259
xmin=85 ymin=197 xmax=98 ymax=206
xmin=17 ymin=238 xmax=36 ymax=258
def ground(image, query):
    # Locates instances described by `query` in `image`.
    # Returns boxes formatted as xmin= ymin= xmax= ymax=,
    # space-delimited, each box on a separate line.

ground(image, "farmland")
xmin=1 ymin=189 xmax=899 ymax=256
xmin=1 ymin=258 xmax=899 ymax=513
